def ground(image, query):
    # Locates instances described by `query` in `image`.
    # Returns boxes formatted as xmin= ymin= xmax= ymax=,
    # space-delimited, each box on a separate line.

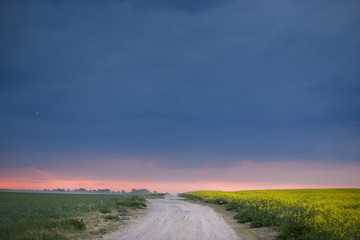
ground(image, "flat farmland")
xmin=2 ymin=189 xmax=360 ymax=240
xmin=0 ymin=192 xmax=156 ymax=240
xmin=183 ymin=189 xmax=360 ymax=240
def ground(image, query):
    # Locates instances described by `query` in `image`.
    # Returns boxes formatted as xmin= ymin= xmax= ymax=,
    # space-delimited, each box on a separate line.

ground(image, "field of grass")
xmin=0 ymin=191 xmax=163 ymax=240
xmin=182 ymin=189 xmax=360 ymax=240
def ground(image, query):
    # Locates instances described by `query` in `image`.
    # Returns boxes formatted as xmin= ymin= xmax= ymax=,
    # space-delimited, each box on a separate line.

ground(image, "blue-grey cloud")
xmin=1 ymin=0 xmax=360 ymax=168
xmin=130 ymin=0 xmax=235 ymax=12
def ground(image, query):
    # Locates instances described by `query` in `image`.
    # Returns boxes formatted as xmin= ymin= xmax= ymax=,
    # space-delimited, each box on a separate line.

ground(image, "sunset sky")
xmin=1 ymin=0 xmax=360 ymax=193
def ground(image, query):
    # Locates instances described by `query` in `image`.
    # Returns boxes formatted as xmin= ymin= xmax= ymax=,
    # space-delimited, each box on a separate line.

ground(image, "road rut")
xmin=101 ymin=195 xmax=241 ymax=240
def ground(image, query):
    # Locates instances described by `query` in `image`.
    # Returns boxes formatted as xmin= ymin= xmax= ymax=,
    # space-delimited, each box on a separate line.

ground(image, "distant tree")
xmin=131 ymin=189 xmax=150 ymax=194
xmin=74 ymin=188 xmax=87 ymax=192
xmin=52 ymin=188 xmax=65 ymax=192
xmin=96 ymin=189 xmax=111 ymax=193
xmin=121 ymin=190 xmax=126 ymax=194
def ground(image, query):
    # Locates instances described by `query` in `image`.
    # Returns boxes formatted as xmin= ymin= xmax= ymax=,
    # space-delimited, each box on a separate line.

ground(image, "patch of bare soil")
xmin=95 ymin=195 xmax=277 ymax=240
xmin=99 ymin=197 xmax=240 ymax=240
xmin=78 ymin=208 xmax=149 ymax=240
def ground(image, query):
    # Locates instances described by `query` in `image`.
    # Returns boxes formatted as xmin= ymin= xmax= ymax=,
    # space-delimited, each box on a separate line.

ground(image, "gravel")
xmin=101 ymin=194 xmax=241 ymax=240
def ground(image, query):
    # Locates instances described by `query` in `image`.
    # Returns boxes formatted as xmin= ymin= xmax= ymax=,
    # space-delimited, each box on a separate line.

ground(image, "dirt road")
xmin=101 ymin=194 xmax=241 ymax=240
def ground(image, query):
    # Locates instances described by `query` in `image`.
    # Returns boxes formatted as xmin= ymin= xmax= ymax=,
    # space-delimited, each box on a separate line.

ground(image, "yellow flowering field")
xmin=184 ymin=189 xmax=360 ymax=240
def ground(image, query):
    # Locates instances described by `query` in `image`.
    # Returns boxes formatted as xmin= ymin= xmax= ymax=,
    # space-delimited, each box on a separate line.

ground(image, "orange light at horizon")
xmin=0 ymin=177 xmax=354 ymax=194
xmin=1 ymin=160 xmax=360 ymax=193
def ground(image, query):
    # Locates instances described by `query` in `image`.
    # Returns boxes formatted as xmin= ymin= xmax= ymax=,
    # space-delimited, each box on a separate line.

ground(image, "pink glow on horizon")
xmin=0 ymin=177 xmax=343 ymax=193
xmin=1 ymin=159 xmax=360 ymax=193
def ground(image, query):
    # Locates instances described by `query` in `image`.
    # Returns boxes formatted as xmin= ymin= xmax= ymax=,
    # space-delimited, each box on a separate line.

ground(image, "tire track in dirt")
xmin=101 ymin=195 xmax=241 ymax=240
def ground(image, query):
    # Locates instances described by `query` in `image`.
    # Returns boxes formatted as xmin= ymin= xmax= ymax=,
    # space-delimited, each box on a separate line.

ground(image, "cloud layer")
xmin=0 ymin=0 xmax=359 ymax=191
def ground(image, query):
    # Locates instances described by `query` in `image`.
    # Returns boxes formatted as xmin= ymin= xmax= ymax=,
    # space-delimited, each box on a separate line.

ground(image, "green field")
xmin=0 ymin=191 xmax=162 ymax=240
xmin=182 ymin=189 xmax=360 ymax=240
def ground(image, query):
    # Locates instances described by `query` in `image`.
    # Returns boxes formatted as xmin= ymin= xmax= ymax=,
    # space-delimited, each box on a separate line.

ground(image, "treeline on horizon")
xmin=0 ymin=188 xmax=159 ymax=194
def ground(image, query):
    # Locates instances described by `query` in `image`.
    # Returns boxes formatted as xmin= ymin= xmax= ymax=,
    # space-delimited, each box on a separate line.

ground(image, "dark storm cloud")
xmin=1 ymin=0 xmax=360 ymax=168
xmin=130 ymin=0 xmax=235 ymax=12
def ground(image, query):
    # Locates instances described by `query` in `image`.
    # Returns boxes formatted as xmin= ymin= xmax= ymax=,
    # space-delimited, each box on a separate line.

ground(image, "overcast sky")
xmin=1 ymin=0 xmax=359 ymax=192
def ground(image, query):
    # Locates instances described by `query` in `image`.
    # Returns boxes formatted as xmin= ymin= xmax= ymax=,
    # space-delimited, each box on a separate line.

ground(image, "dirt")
xmin=97 ymin=194 xmax=278 ymax=240
xmin=98 ymin=194 xmax=240 ymax=240
xmin=81 ymin=207 xmax=149 ymax=240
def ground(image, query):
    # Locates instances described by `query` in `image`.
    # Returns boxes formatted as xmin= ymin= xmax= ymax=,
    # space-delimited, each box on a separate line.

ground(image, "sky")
xmin=1 ymin=0 xmax=360 ymax=193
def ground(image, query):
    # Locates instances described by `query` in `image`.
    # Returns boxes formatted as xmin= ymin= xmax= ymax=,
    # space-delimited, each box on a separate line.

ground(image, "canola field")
xmin=184 ymin=189 xmax=360 ymax=240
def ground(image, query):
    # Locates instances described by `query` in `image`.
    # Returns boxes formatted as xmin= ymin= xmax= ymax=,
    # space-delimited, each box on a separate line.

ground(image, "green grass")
xmin=0 ymin=192 xmax=162 ymax=240
xmin=115 ymin=195 xmax=147 ymax=209
xmin=104 ymin=215 xmax=120 ymax=221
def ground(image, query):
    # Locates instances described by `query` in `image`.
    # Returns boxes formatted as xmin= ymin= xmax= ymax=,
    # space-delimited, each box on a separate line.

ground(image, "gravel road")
xmin=101 ymin=194 xmax=241 ymax=240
